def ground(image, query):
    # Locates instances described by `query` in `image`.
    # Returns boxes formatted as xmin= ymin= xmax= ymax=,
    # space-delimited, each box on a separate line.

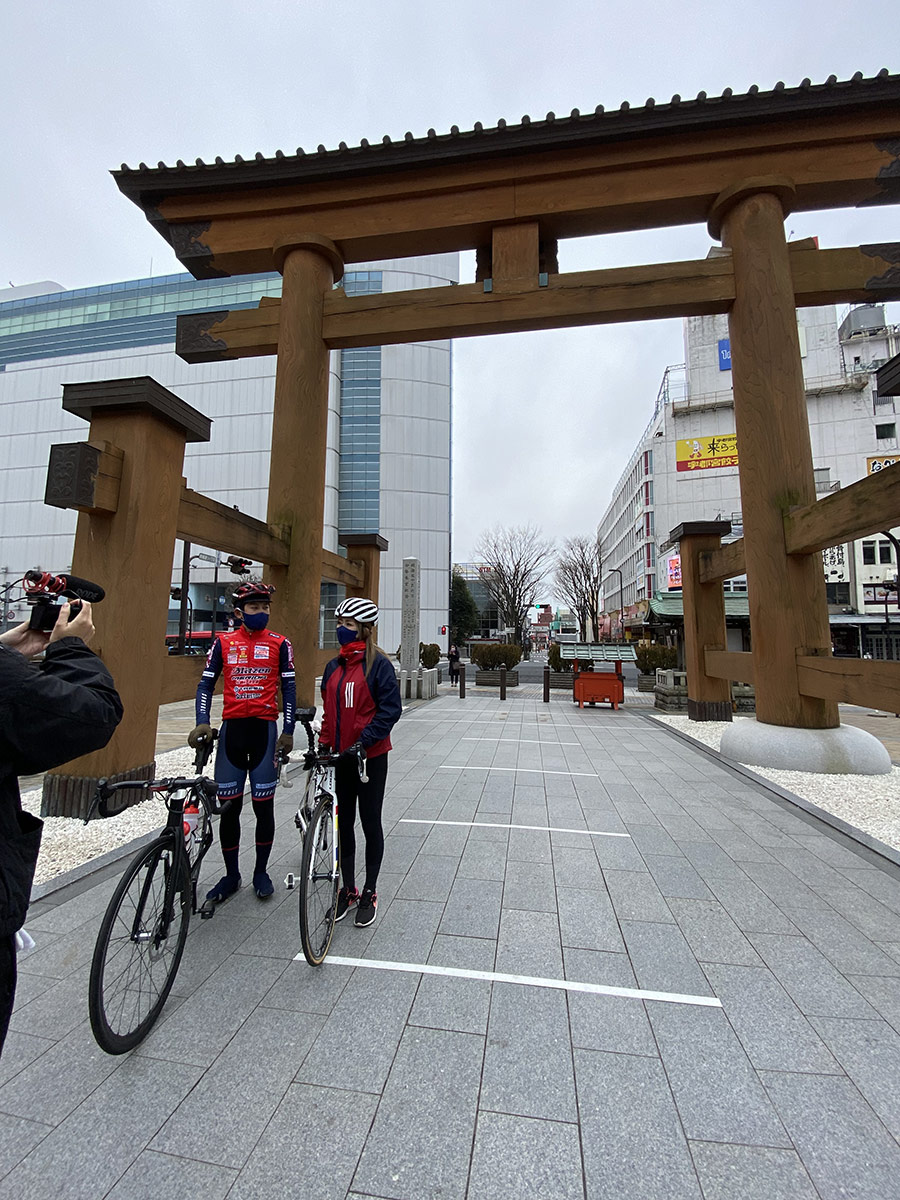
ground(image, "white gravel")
xmin=647 ymin=712 xmax=900 ymax=853
xmin=23 ymin=745 xmax=300 ymax=888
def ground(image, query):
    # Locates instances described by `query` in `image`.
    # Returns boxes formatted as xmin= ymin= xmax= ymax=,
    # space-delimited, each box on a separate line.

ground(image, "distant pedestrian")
xmin=447 ymin=643 xmax=461 ymax=685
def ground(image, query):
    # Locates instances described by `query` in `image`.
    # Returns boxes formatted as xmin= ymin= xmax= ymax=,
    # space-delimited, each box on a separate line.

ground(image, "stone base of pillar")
xmin=42 ymin=761 xmax=156 ymax=819
xmin=720 ymin=720 xmax=890 ymax=776
xmin=688 ymin=698 xmax=733 ymax=722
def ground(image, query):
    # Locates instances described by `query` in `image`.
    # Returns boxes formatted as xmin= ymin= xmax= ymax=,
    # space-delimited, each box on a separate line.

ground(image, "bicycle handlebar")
xmin=87 ymin=773 xmax=230 ymax=823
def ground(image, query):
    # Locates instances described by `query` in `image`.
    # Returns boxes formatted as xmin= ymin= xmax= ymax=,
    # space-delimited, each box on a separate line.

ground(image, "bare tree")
xmin=555 ymin=534 xmax=603 ymax=641
xmin=474 ymin=524 xmax=555 ymax=647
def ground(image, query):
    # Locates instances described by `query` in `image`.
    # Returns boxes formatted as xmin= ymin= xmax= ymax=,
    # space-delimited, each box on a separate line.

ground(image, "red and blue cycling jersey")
xmin=196 ymin=627 xmax=296 ymax=733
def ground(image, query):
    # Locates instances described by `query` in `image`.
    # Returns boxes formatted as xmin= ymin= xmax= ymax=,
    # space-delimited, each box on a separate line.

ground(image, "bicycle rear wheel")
xmin=299 ymin=794 xmax=339 ymax=966
xmin=89 ymin=833 xmax=191 ymax=1054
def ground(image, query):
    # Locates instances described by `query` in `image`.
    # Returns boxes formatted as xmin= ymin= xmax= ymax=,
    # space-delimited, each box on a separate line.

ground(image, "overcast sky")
xmin=3 ymin=1 xmax=898 ymax=560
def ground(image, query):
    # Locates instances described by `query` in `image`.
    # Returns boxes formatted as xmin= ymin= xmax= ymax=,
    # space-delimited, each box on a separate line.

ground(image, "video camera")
xmin=23 ymin=570 xmax=106 ymax=631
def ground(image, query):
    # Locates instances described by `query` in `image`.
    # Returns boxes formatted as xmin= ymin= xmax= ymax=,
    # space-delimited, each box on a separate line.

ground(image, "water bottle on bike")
xmin=182 ymin=799 xmax=200 ymax=855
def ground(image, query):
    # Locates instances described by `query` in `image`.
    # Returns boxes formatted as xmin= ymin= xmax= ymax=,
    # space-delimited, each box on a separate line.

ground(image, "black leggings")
xmin=336 ymin=752 xmax=388 ymax=894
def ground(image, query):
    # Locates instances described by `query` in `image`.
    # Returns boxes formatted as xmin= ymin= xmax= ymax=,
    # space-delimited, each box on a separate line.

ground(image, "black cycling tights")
xmin=214 ymin=717 xmax=277 ymax=876
xmin=335 ymin=752 xmax=389 ymax=894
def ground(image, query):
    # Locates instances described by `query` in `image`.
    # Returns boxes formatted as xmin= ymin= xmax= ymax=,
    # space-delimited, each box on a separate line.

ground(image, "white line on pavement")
xmin=462 ymin=738 xmax=580 ymax=745
xmin=313 ymin=955 xmax=722 ymax=1009
xmin=440 ymin=765 xmax=599 ymax=778
xmin=399 ymin=817 xmax=630 ymax=838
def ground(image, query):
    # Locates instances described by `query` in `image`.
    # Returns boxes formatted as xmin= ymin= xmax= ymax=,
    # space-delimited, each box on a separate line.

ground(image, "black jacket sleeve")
xmin=0 ymin=638 xmax=123 ymax=778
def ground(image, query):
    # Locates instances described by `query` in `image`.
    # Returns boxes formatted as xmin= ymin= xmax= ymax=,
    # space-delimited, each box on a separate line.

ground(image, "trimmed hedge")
xmin=419 ymin=642 xmax=441 ymax=669
xmin=634 ymin=643 xmax=678 ymax=674
xmin=470 ymin=644 xmax=522 ymax=670
xmin=548 ymin=643 xmax=570 ymax=673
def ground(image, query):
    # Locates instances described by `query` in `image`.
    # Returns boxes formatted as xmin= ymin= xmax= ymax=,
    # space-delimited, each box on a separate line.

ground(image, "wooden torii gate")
xmin=92 ymin=74 xmax=900 ymax=772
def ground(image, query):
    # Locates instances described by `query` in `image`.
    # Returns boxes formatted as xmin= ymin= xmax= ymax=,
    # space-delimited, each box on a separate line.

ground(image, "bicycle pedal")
xmin=199 ymin=899 xmax=217 ymax=919
xmin=284 ymin=873 xmax=296 ymax=890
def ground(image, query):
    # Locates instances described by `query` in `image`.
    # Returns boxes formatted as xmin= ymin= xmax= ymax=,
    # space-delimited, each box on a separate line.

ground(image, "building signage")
xmin=667 ymin=556 xmax=682 ymax=588
xmin=676 ymin=434 xmax=739 ymax=472
xmin=822 ymin=543 xmax=848 ymax=581
xmin=717 ymin=339 xmax=731 ymax=371
xmin=867 ymin=456 xmax=900 ymax=475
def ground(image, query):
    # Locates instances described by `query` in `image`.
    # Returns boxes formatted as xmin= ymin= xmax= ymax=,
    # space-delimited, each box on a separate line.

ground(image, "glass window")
xmin=880 ymin=541 xmax=895 ymax=565
xmin=876 ymin=423 xmax=897 ymax=440
xmin=863 ymin=541 xmax=876 ymax=565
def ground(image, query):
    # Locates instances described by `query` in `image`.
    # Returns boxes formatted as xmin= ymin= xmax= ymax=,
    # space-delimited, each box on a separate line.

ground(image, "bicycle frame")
xmin=88 ymin=736 xmax=227 ymax=922
xmin=87 ymin=735 xmax=229 ymax=1053
xmin=285 ymin=709 xmax=367 ymax=888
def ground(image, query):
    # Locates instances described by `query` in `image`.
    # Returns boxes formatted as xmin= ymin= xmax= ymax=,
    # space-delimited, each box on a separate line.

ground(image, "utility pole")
xmin=211 ymin=551 xmax=221 ymax=637
xmin=177 ymin=541 xmax=191 ymax=654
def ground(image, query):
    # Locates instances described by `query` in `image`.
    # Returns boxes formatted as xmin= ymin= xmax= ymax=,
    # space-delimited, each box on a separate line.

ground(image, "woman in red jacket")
xmin=318 ymin=597 xmax=401 ymax=927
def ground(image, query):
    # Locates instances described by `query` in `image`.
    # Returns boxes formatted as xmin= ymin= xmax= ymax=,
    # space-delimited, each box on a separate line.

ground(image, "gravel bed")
xmin=647 ymin=712 xmax=900 ymax=853
xmin=22 ymin=745 xmax=281 ymax=887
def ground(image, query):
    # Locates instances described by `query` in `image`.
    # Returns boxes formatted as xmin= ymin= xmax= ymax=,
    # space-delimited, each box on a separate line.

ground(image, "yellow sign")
xmin=676 ymin=434 xmax=739 ymax=473
xmin=867 ymin=456 xmax=900 ymax=475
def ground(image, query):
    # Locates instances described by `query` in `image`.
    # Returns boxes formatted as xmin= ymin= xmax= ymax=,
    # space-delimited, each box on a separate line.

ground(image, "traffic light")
xmin=226 ymin=556 xmax=252 ymax=575
xmin=170 ymin=587 xmax=182 ymax=601
xmin=441 ymin=625 xmax=447 ymax=635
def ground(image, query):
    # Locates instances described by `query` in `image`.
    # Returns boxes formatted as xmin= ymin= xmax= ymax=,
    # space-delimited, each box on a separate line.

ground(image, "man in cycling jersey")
xmin=189 ymin=582 xmax=295 ymax=901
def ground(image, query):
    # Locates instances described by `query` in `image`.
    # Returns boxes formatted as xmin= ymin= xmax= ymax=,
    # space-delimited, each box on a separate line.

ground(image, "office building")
xmin=0 ymin=255 xmax=456 ymax=653
xmin=598 ymin=301 xmax=900 ymax=657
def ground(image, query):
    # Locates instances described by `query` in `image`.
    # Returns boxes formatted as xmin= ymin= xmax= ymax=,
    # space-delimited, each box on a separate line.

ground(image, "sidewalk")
xmin=3 ymin=685 xmax=900 ymax=1198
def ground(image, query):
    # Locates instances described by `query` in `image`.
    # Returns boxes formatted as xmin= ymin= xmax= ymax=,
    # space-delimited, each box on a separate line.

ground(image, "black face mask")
xmin=336 ymin=626 xmax=358 ymax=646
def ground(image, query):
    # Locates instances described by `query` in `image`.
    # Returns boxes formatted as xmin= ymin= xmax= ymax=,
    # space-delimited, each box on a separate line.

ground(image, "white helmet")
xmin=335 ymin=596 xmax=379 ymax=624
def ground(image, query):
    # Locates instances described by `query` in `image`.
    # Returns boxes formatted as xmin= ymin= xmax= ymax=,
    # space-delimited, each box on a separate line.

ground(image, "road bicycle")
xmin=86 ymin=734 xmax=230 ymax=1054
xmin=286 ymin=707 xmax=367 ymax=967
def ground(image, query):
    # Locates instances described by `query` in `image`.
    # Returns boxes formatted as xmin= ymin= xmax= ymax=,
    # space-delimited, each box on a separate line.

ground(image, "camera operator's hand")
xmin=276 ymin=732 xmax=293 ymax=756
xmin=188 ymin=723 xmax=213 ymax=750
xmin=0 ymin=621 xmax=51 ymax=660
xmin=49 ymin=601 xmax=95 ymax=646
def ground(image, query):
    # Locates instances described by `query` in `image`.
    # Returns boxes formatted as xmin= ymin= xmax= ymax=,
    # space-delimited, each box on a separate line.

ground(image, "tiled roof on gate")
xmin=113 ymin=70 xmax=899 ymax=204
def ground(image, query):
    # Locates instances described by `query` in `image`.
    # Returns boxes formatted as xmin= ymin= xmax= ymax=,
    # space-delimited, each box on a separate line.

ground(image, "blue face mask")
xmin=336 ymin=625 xmax=359 ymax=646
xmin=242 ymin=611 xmax=269 ymax=631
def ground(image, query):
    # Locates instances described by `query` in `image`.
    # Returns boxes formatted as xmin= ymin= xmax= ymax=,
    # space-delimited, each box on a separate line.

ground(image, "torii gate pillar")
xmin=267 ymin=235 xmax=344 ymax=705
xmin=711 ymin=181 xmax=838 ymax=731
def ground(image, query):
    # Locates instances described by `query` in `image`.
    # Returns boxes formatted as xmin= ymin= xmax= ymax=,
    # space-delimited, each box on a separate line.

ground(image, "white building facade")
xmin=0 ymin=254 xmax=456 ymax=653
xmin=598 ymin=301 xmax=900 ymax=657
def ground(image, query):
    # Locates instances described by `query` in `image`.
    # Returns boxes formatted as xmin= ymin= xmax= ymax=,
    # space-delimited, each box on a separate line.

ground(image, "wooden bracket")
xmin=44 ymin=439 xmax=124 ymax=514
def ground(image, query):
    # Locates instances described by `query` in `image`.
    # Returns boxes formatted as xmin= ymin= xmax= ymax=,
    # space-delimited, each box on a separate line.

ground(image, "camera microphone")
xmin=24 ymin=571 xmax=106 ymax=604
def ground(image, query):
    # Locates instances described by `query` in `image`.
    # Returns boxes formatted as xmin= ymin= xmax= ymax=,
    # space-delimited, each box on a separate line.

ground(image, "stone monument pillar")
xmin=400 ymin=558 xmax=421 ymax=688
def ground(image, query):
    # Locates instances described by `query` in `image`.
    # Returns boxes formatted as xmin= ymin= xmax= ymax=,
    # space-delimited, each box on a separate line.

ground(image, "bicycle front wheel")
xmin=299 ymin=794 xmax=339 ymax=966
xmin=89 ymin=834 xmax=191 ymax=1054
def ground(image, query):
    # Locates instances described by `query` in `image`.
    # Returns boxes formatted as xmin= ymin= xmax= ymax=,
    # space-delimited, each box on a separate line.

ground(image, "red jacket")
xmin=319 ymin=644 xmax=401 ymax=758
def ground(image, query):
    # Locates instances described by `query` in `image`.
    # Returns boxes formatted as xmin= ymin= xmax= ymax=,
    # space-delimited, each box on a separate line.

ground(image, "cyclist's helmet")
xmin=233 ymin=581 xmax=275 ymax=606
xmin=335 ymin=596 xmax=379 ymax=625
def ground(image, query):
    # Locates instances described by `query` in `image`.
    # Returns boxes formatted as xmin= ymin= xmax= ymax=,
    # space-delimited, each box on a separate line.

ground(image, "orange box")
xmin=573 ymin=669 xmax=624 ymax=710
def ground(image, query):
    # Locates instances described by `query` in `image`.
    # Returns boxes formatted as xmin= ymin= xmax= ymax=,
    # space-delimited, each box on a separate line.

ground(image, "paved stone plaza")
xmin=3 ymin=686 xmax=900 ymax=1199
